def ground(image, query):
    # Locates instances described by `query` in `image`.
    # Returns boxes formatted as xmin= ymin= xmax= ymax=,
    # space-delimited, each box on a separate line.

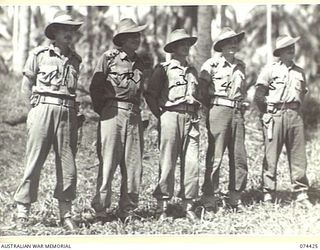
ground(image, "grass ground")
xmin=0 ymin=73 xmax=320 ymax=236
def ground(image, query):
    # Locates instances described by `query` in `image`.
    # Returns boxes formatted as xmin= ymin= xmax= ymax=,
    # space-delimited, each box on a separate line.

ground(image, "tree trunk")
xmin=267 ymin=5 xmax=272 ymax=64
xmin=220 ymin=5 xmax=227 ymax=28
xmin=12 ymin=6 xmax=19 ymax=72
xmin=86 ymin=6 xmax=94 ymax=74
xmin=194 ymin=6 xmax=213 ymax=72
xmin=12 ymin=6 xmax=31 ymax=73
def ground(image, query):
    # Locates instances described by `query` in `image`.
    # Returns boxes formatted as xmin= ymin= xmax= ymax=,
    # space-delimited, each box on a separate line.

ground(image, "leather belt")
xmin=110 ymin=100 xmax=140 ymax=113
xmin=267 ymin=102 xmax=300 ymax=113
xmin=39 ymin=95 xmax=75 ymax=108
xmin=274 ymin=102 xmax=300 ymax=110
xmin=163 ymin=103 xmax=197 ymax=113
xmin=212 ymin=97 xmax=242 ymax=109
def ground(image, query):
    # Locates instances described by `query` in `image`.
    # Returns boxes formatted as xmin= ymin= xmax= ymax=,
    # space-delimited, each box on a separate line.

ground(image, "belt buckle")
xmin=234 ymin=101 xmax=240 ymax=109
xmin=127 ymin=102 xmax=134 ymax=111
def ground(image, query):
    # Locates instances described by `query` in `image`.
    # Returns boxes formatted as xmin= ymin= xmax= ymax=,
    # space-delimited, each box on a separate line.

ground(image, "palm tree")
xmin=193 ymin=6 xmax=214 ymax=72
xmin=243 ymin=5 xmax=319 ymax=78
xmin=12 ymin=6 xmax=31 ymax=73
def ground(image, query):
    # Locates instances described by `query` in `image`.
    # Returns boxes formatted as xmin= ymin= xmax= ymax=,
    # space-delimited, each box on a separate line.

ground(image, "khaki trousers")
xmin=153 ymin=110 xmax=200 ymax=200
xmin=14 ymin=103 xmax=78 ymax=204
xmin=91 ymin=106 xmax=143 ymax=213
xmin=262 ymin=109 xmax=309 ymax=193
xmin=202 ymin=105 xmax=248 ymax=195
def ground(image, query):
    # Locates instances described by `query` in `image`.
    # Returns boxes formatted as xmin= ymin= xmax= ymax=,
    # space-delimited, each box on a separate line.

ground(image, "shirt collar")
xmin=49 ymin=43 xmax=71 ymax=58
xmin=168 ymin=59 xmax=189 ymax=70
xmin=218 ymin=55 xmax=241 ymax=68
xmin=277 ymin=60 xmax=297 ymax=70
xmin=118 ymin=49 xmax=138 ymax=62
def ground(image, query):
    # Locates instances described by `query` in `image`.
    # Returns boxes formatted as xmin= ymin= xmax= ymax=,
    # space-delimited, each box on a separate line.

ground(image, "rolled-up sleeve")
xmin=23 ymin=51 xmax=38 ymax=81
xmin=256 ymin=66 xmax=271 ymax=88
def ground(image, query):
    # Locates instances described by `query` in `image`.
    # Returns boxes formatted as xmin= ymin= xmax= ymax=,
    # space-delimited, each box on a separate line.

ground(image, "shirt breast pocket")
xmin=167 ymin=72 xmax=187 ymax=101
xmin=108 ymin=69 xmax=132 ymax=89
xmin=269 ymin=76 xmax=285 ymax=91
xmin=214 ymin=73 xmax=230 ymax=92
xmin=38 ymin=65 xmax=59 ymax=86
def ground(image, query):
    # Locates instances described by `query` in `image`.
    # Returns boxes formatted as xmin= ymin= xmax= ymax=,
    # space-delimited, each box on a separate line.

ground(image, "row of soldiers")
xmin=12 ymin=11 xmax=312 ymax=231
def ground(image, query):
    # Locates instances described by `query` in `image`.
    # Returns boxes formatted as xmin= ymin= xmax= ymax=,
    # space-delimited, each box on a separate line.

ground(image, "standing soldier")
xmin=145 ymin=29 xmax=200 ymax=221
xmin=200 ymin=27 xmax=248 ymax=211
xmin=254 ymin=35 xmax=312 ymax=207
xmin=90 ymin=18 xmax=147 ymax=221
xmin=14 ymin=11 xmax=83 ymax=230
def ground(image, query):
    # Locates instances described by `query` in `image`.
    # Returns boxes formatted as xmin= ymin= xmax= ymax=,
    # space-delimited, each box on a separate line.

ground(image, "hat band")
xmin=277 ymin=37 xmax=295 ymax=48
xmin=53 ymin=14 xmax=73 ymax=23
xmin=218 ymin=31 xmax=238 ymax=41
xmin=118 ymin=25 xmax=143 ymax=33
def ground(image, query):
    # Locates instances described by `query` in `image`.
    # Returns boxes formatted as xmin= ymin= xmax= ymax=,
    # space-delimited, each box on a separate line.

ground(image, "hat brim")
xmin=164 ymin=37 xmax=197 ymax=53
xmin=113 ymin=24 xmax=147 ymax=46
xmin=213 ymin=31 xmax=245 ymax=52
xmin=273 ymin=37 xmax=300 ymax=56
xmin=45 ymin=21 xmax=83 ymax=40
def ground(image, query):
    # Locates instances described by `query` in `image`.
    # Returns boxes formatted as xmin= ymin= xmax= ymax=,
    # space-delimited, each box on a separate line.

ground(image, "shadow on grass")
xmin=308 ymin=187 xmax=320 ymax=204
xmin=242 ymin=188 xmax=320 ymax=206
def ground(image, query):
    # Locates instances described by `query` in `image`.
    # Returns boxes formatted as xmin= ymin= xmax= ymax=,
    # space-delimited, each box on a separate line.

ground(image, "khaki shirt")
xmin=90 ymin=49 xmax=144 ymax=114
xmin=145 ymin=59 xmax=200 ymax=108
xmin=23 ymin=44 xmax=81 ymax=97
xmin=256 ymin=61 xmax=307 ymax=104
xmin=200 ymin=54 xmax=246 ymax=102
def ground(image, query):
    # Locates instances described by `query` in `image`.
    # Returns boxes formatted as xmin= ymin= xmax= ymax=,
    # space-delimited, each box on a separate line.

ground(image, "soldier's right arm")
xmin=21 ymin=49 xmax=39 ymax=110
xmin=89 ymin=53 xmax=110 ymax=115
xmin=144 ymin=64 xmax=165 ymax=118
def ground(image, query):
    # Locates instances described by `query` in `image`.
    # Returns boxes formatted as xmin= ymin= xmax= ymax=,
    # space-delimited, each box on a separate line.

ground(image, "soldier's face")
xmin=122 ymin=33 xmax=141 ymax=51
xmin=173 ymin=40 xmax=191 ymax=57
xmin=220 ymin=38 xmax=239 ymax=55
xmin=279 ymin=44 xmax=295 ymax=62
xmin=54 ymin=25 xmax=77 ymax=45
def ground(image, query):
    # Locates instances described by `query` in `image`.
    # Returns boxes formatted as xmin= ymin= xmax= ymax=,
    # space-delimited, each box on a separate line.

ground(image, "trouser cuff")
xmin=58 ymin=200 xmax=72 ymax=219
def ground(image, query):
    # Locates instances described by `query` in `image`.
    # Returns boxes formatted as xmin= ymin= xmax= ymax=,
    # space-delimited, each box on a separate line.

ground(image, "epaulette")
xmin=160 ymin=61 xmax=171 ymax=72
xmin=32 ymin=46 xmax=49 ymax=56
xmin=293 ymin=63 xmax=304 ymax=71
xmin=235 ymin=58 xmax=246 ymax=69
xmin=160 ymin=61 xmax=170 ymax=67
xmin=209 ymin=57 xmax=219 ymax=68
xmin=104 ymin=49 xmax=120 ymax=60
